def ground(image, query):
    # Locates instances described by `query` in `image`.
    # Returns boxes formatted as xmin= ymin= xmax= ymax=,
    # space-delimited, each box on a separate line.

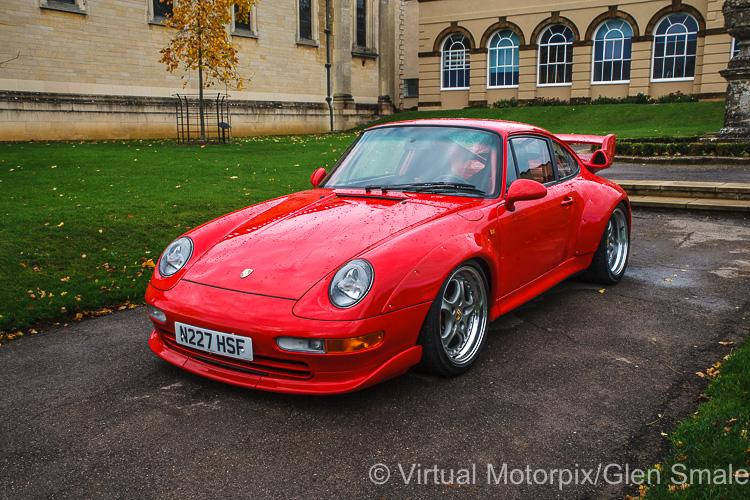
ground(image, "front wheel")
xmin=583 ymin=204 xmax=630 ymax=284
xmin=417 ymin=262 xmax=489 ymax=377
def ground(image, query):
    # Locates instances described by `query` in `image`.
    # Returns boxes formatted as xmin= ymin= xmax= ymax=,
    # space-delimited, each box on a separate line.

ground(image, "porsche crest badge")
xmin=240 ymin=269 xmax=254 ymax=279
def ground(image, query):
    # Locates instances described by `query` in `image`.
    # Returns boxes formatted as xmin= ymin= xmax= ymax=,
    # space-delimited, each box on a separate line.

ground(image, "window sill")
xmin=650 ymin=77 xmax=695 ymax=83
xmin=352 ymin=47 xmax=378 ymax=59
xmin=487 ymin=85 xmax=519 ymax=90
xmin=40 ymin=2 xmax=86 ymax=15
xmin=440 ymin=87 xmax=470 ymax=91
xmin=591 ymin=80 xmax=630 ymax=86
xmin=537 ymin=83 xmax=573 ymax=88
xmin=148 ymin=18 xmax=170 ymax=27
xmin=297 ymin=38 xmax=320 ymax=48
xmin=232 ymin=30 xmax=258 ymax=39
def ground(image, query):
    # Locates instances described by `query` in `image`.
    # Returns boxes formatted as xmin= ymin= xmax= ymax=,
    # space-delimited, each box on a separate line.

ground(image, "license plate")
xmin=174 ymin=322 xmax=253 ymax=361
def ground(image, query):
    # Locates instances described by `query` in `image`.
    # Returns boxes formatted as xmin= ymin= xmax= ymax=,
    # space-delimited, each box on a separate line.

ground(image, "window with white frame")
xmin=652 ymin=14 xmax=698 ymax=81
xmin=732 ymin=38 xmax=740 ymax=58
xmin=538 ymin=25 xmax=574 ymax=86
xmin=487 ymin=30 xmax=520 ymax=88
xmin=233 ymin=4 xmax=257 ymax=37
xmin=592 ymin=19 xmax=633 ymax=83
xmin=441 ymin=34 xmax=470 ymax=90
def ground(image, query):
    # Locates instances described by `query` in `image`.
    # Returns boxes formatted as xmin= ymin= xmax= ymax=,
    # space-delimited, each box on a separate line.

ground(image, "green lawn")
xmin=0 ymin=134 xmax=355 ymax=339
xmin=360 ymin=101 xmax=725 ymax=139
xmin=642 ymin=342 xmax=750 ymax=499
xmin=0 ymin=101 xmax=728 ymax=338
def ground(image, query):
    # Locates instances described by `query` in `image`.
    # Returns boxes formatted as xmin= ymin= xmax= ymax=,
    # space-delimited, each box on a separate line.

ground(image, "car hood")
xmin=183 ymin=191 xmax=473 ymax=299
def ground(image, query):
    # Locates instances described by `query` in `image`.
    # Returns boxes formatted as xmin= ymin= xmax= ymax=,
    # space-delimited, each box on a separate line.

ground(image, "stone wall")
xmin=0 ymin=0 xmax=399 ymax=140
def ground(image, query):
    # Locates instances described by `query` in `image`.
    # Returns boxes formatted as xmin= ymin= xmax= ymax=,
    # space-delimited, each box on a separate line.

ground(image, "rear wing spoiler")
xmin=556 ymin=133 xmax=616 ymax=172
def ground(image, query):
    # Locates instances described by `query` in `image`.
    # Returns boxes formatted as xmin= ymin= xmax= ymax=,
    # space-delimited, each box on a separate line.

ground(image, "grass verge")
xmin=0 ymin=134 xmax=355 ymax=340
xmin=640 ymin=338 xmax=750 ymax=499
xmin=360 ymin=101 xmax=725 ymax=139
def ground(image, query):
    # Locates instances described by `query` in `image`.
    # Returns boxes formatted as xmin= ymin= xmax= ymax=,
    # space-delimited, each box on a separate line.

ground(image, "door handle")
xmin=561 ymin=196 xmax=574 ymax=207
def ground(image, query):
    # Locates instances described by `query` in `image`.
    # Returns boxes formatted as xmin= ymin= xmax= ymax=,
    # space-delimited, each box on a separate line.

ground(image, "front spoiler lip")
xmin=150 ymin=330 xmax=422 ymax=395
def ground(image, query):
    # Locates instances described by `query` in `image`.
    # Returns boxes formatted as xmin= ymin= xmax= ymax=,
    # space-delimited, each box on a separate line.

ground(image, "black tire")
xmin=417 ymin=262 xmax=489 ymax=376
xmin=583 ymin=203 xmax=630 ymax=284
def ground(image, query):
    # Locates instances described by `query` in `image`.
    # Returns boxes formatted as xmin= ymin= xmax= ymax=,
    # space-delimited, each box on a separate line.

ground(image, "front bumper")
xmin=146 ymin=280 xmax=430 ymax=394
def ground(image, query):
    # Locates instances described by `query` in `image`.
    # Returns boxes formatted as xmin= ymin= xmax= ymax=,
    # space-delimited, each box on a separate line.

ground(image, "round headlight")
xmin=158 ymin=237 xmax=194 ymax=277
xmin=329 ymin=259 xmax=374 ymax=308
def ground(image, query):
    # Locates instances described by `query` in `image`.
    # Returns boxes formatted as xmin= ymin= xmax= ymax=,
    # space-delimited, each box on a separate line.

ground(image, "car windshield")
xmin=323 ymin=126 xmax=500 ymax=197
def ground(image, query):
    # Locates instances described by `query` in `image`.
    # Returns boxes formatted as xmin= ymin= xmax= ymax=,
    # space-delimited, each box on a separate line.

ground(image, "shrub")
xmin=491 ymin=98 xmax=518 ymax=109
xmin=614 ymin=141 xmax=750 ymax=157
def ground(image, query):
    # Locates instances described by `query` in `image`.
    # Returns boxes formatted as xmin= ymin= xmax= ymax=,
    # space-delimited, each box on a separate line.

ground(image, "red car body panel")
xmin=146 ymin=118 xmax=629 ymax=394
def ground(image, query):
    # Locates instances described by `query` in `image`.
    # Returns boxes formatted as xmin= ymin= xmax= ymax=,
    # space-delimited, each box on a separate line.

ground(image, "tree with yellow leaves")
xmin=159 ymin=0 xmax=257 ymax=142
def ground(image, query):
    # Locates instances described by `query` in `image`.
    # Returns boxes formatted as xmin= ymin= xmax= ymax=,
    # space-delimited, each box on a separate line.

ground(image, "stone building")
xmin=0 ymin=0 xmax=415 ymax=140
xmin=416 ymin=0 xmax=734 ymax=109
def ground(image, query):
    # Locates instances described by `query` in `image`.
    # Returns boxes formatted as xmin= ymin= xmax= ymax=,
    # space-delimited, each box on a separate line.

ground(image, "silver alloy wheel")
xmin=605 ymin=207 xmax=629 ymax=276
xmin=439 ymin=266 xmax=488 ymax=366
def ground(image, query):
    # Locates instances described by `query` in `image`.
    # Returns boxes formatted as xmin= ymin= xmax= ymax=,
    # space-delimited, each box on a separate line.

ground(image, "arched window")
xmin=592 ymin=19 xmax=633 ymax=83
xmin=488 ymin=30 xmax=520 ymax=88
xmin=538 ymin=25 xmax=574 ymax=86
xmin=442 ymin=34 xmax=470 ymax=90
xmin=652 ymin=14 xmax=698 ymax=81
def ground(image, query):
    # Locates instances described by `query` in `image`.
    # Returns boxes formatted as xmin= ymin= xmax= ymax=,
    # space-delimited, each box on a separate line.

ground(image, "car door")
xmin=496 ymin=135 xmax=576 ymax=297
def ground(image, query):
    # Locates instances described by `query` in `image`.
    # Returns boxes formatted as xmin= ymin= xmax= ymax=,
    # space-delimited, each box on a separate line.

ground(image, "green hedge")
xmin=491 ymin=92 xmax=701 ymax=109
xmin=617 ymin=142 xmax=750 ymax=157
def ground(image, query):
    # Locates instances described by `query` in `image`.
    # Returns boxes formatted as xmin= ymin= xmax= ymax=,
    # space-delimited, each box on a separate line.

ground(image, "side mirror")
xmin=310 ymin=168 xmax=326 ymax=188
xmin=505 ymin=179 xmax=548 ymax=212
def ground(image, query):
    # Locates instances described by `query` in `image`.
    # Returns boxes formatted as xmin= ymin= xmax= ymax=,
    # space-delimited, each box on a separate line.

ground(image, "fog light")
xmin=277 ymin=337 xmax=326 ymax=354
xmin=147 ymin=304 xmax=167 ymax=323
xmin=325 ymin=331 xmax=384 ymax=353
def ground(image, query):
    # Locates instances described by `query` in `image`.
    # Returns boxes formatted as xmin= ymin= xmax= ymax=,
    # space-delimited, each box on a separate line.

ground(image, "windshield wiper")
xmin=363 ymin=182 xmax=485 ymax=196
xmin=410 ymin=182 xmax=486 ymax=195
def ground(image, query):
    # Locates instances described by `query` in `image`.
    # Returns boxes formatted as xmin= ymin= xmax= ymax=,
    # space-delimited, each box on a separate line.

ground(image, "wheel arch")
xmin=574 ymin=184 xmax=630 ymax=257
xmin=381 ymin=233 xmax=498 ymax=316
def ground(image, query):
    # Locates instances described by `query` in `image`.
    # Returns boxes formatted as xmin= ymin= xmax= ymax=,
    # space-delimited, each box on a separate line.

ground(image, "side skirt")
xmin=492 ymin=254 xmax=594 ymax=319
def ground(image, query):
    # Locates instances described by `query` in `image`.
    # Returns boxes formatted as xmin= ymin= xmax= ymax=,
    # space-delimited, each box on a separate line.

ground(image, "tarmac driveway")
xmin=1 ymin=209 xmax=749 ymax=499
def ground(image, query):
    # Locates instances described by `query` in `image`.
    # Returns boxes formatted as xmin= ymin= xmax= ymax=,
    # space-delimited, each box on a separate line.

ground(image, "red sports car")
xmin=146 ymin=119 xmax=630 ymax=394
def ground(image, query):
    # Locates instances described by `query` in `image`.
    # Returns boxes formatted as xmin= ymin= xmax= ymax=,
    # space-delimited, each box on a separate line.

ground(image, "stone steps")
xmin=610 ymin=180 xmax=750 ymax=213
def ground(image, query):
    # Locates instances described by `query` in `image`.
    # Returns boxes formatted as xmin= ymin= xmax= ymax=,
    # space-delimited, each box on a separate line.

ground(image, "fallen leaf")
xmin=60 ymin=276 xmax=70 ymax=282
xmin=142 ymin=259 xmax=156 ymax=268
xmin=19 ymin=263 xmax=26 ymax=268
xmin=98 ymin=229 xmax=103 ymax=233
xmin=696 ymin=372 xmax=706 ymax=378
xmin=598 ymin=289 xmax=605 ymax=293
xmin=719 ymin=341 xmax=734 ymax=346
xmin=57 ymin=222 xmax=64 ymax=227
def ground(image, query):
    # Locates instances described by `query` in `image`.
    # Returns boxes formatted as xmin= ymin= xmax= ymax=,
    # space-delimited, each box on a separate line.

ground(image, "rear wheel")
xmin=417 ymin=262 xmax=489 ymax=376
xmin=583 ymin=204 xmax=630 ymax=284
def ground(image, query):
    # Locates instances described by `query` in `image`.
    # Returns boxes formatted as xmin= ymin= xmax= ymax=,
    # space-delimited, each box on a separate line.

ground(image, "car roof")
xmin=366 ymin=118 xmax=551 ymax=137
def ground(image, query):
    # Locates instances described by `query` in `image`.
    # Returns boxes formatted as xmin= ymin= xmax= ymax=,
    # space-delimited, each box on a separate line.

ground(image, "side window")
xmin=505 ymin=143 xmax=518 ymax=190
xmin=509 ymin=137 xmax=555 ymax=184
xmin=552 ymin=142 xmax=578 ymax=179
